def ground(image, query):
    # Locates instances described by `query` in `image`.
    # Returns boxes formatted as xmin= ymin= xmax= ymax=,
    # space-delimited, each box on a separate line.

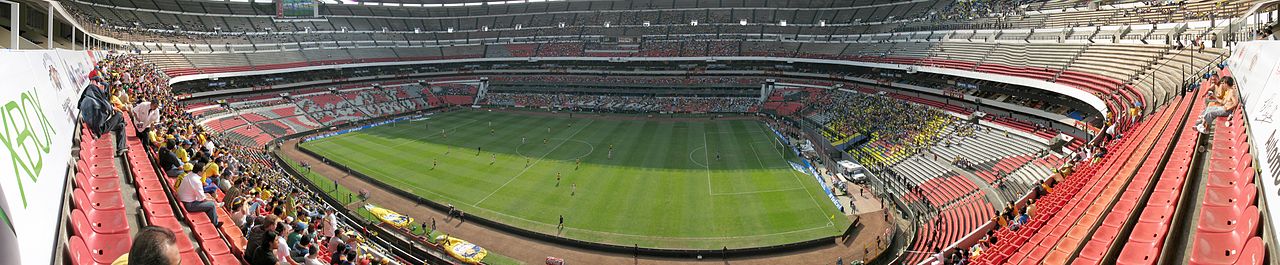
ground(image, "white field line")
xmin=474 ymin=119 xmax=595 ymax=205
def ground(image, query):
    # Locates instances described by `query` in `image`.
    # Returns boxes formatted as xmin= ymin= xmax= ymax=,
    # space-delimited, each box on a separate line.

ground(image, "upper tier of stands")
xmin=132 ymin=39 xmax=1228 ymax=119
xmin=64 ymin=0 xmax=1254 ymax=47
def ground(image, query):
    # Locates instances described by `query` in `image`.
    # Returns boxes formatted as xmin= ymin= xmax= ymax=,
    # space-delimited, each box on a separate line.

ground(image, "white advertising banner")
xmin=0 ymin=49 xmax=101 ymax=265
xmin=1227 ymin=41 xmax=1280 ymax=242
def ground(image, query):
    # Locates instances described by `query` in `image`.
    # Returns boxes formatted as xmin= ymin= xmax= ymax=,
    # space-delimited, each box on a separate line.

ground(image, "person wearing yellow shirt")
xmin=201 ymin=161 xmax=220 ymax=183
xmin=175 ymin=143 xmax=189 ymax=163
xmin=146 ymin=129 xmax=160 ymax=148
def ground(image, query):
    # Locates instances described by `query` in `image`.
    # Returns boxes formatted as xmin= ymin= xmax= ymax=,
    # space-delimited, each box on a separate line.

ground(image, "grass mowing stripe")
xmin=301 ymin=110 xmax=843 ymax=249
xmin=474 ymin=119 xmax=595 ymax=206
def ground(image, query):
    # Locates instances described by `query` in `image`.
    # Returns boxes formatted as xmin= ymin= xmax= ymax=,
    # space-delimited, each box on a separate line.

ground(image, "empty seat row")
xmin=1187 ymin=71 xmax=1264 ymax=265
xmin=1052 ymin=78 xmax=1199 ymax=264
xmin=1006 ymin=90 xmax=1185 ymax=264
xmin=969 ymin=90 xmax=1176 ymax=264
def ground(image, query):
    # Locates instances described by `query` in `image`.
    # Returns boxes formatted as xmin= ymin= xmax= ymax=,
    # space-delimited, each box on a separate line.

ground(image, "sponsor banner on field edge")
xmin=1228 ymin=41 xmax=1280 ymax=242
xmin=0 ymin=49 xmax=102 ymax=265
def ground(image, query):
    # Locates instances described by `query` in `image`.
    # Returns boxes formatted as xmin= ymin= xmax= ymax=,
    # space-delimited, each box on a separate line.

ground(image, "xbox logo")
xmin=0 ymin=88 xmax=56 ymax=208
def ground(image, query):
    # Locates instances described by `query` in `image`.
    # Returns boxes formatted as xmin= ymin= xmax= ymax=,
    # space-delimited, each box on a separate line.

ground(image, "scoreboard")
xmin=277 ymin=0 xmax=318 ymax=18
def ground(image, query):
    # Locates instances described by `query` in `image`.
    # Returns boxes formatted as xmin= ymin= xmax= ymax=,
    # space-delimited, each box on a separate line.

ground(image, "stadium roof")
xmin=313 ymin=0 xmax=894 ymax=8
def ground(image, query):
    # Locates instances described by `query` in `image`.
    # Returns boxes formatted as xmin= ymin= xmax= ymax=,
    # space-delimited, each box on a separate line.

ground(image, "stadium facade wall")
xmin=0 ymin=49 xmax=104 ymax=265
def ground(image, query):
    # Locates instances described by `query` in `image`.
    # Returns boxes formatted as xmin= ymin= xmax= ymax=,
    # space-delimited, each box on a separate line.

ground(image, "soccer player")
xmin=556 ymin=172 xmax=561 ymax=186
xmin=490 ymin=154 xmax=496 ymax=164
xmin=476 ymin=146 xmax=481 ymax=156
xmin=571 ymin=183 xmax=576 ymax=196
xmin=575 ymin=159 xmax=581 ymax=170
xmin=548 ymin=127 xmax=552 ymax=133
xmin=544 ymin=138 xmax=549 ymax=145
xmin=558 ymin=215 xmax=564 ymax=230
xmin=526 ymin=157 xmax=531 ymax=167
xmin=522 ymin=137 xmax=527 ymax=144
xmin=716 ymin=152 xmax=721 ymax=161
xmin=490 ymin=128 xmax=495 ymax=135
xmin=432 ymin=159 xmax=437 ymax=170
xmin=441 ymin=129 xmax=447 ymax=139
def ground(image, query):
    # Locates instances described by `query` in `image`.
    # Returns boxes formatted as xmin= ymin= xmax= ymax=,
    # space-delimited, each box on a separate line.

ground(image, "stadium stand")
xmin=10 ymin=0 xmax=1271 ymax=264
xmin=61 ymin=54 xmax=402 ymax=265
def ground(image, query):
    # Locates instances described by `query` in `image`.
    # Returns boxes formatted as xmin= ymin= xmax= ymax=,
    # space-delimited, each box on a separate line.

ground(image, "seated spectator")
xmin=1026 ymin=198 xmax=1037 ymax=218
xmin=303 ymin=246 xmax=324 ymax=265
xmin=79 ymin=78 xmax=129 ymax=156
xmin=158 ymin=140 xmax=184 ymax=177
xmin=248 ymin=231 xmax=280 ymax=265
xmin=275 ymin=224 xmax=300 ymax=265
xmin=1193 ymin=77 xmax=1237 ymax=134
xmin=113 ymin=226 xmax=180 ymax=265
xmin=176 ymin=163 xmax=222 ymax=227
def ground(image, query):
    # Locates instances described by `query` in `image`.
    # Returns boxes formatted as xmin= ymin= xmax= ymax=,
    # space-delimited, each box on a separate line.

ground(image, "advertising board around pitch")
xmin=1228 ymin=41 xmax=1280 ymax=243
xmin=0 ymin=49 xmax=99 ymax=265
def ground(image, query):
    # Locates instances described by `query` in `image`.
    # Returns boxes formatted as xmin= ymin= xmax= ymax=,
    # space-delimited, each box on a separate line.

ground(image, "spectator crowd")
xmin=81 ymin=53 xmax=400 ymax=265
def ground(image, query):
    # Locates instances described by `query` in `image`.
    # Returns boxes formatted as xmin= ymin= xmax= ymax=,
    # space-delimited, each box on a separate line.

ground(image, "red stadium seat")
xmin=1235 ymin=237 xmax=1266 ymax=265
xmin=74 ymin=171 xmax=120 ymax=192
xmin=179 ymin=250 xmax=204 ymax=265
xmin=1189 ymin=229 xmax=1258 ymax=264
xmin=208 ymin=253 xmax=243 ymax=265
xmin=1116 ymin=241 xmax=1160 ymax=265
xmin=142 ymin=201 xmax=176 ymax=219
xmin=67 ymin=235 xmax=111 ymax=265
xmin=199 ymin=237 xmax=232 ymax=255
xmin=1197 ymin=206 xmax=1259 ymax=234
xmin=76 ymin=209 xmax=130 ymax=235
xmin=1201 ymin=183 xmax=1256 ymax=208
xmin=73 ymin=188 xmax=123 ymax=212
xmin=70 ymin=213 xmax=131 ymax=264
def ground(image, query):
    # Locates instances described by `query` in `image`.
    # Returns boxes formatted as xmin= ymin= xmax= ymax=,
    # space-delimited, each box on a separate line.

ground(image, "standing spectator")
xmin=320 ymin=209 xmax=338 ymax=241
xmin=131 ymin=100 xmax=160 ymax=146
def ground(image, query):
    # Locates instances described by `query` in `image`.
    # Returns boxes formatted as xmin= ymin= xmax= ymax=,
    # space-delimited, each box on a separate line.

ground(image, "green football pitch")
xmin=299 ymin=110 xmax=849 ymax=249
